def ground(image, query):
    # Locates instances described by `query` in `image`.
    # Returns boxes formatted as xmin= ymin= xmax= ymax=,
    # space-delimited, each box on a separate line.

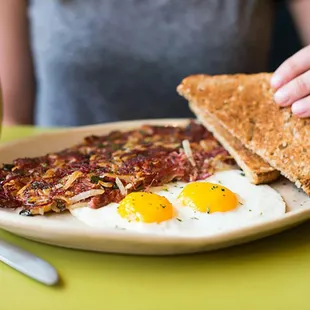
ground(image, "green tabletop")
xmin=1 ymin=127 xmax=310 ymax=310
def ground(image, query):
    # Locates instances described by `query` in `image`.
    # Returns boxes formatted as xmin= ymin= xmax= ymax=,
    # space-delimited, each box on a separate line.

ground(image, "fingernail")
xmin=274 ymin=89 xmax=289 ymax=105
xmin=270 ymin=74 xmax=282 ymax=88
xmin=292 ymin=101 xmax=307 ymax=115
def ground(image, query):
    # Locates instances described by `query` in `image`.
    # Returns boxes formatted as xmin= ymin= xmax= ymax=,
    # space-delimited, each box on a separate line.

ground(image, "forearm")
xmin=1 ymin=81 xmax=35 ymax=126
xmin=289 ymin=0 xmax=310 ymax=46
xmin=0 ymin=0 xmax=35 ymax=126
xmin=1 ymin=55 xmax=35 ymax=125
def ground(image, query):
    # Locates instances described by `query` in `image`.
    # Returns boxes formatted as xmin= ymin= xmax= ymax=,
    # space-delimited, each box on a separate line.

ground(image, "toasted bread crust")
xmin=177 ymin=73 xmax=310 ymax=195
xmin=192 ymin=109 xmax=280 ymax=184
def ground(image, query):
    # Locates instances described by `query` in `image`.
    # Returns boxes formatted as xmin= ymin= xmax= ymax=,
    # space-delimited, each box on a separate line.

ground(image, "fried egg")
xmin=70 ymin=170 xmax=286 ymax=236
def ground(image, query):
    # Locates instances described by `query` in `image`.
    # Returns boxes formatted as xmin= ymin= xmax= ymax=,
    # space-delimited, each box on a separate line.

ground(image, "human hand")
xmin=271 ymin=45 xmax=310 ymax=118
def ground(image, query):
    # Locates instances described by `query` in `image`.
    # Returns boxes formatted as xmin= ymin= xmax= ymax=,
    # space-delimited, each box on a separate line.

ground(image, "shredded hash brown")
xmin=0 ymin=121 xmax=234 ymax=216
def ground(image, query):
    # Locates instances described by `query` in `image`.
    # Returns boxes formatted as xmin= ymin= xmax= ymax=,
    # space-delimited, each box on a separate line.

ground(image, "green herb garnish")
xmin=55 ymin=199 xmax=66 ymax=211
xmin=3 ymin=164 xmax=15 ymax=171
xmin=111 ymin=144 xmax=120 ymax=151
xmin=135 ymin=184 xmax=144 ymax=191
xmin=115 ymin=225 xmax=126 ymax=230
xmin=90 ymin=175 xmax=101 ymax=184
xmin=31 ymin=181 xmax=48 ymax=189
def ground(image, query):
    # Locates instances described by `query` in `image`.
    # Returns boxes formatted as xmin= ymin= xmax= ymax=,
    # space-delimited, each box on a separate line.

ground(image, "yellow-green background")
xmin=1 ymin=127 xmax=310 ymax=310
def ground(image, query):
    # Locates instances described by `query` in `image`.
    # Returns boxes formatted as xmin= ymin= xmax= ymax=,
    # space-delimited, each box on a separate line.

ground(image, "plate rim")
xmin=0 ymin=118 xmax=309 ymax=253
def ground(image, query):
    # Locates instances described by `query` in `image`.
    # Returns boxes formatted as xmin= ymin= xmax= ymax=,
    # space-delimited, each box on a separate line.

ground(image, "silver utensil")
xmin=0 ymin=239 xmax=59 ymax=286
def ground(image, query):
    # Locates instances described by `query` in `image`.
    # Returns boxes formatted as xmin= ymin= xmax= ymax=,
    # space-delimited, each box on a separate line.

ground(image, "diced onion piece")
xmin=63 ymin=171 xmax=83 ymax=190
xmin=101 ymin=173 xmax=133 ymax=182
xmin=182 ymin=139 xmax=196 ymax=167
xmin=212 ymin=160 xmax=232 ymax=171
xmin=115 ymin=177 xmax=127 ymax=196
xmin=53 ymin=195 xmax=70 ymax=204
xmin=68 ymin=202 xmax=88 ymax=210
xmin=98 ymin=181 xmax=114 ymax=188
xmin=125 ymin=183 xmax=133 ymax=190
xmin=51 ymin=202 xmax=61 ymax=213
xmin=69 ymin=189 xmax=105 ymax=203
xmin=43 ymin=168 xmax=55 ymax=179
xmin=211 ymin=154 xmax=234 ymax=171
xmin=42 ymin=188 xmax=51 ymax=195
xmin=31 ymin=203 xmax=53 ymax=215
xmin=54 ymin=183 xmax=63 ymax=189
xmin=16 ymin=183 xmax=30 ymax=196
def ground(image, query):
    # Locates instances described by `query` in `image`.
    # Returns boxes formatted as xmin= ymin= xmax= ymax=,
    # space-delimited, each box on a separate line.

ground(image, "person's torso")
xmin=29 ymin=0 xmax=275 ymax=126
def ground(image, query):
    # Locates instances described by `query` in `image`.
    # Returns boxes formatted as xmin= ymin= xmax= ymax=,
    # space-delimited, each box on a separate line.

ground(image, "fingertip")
xmin=270 ymin=73 xmax=283 ymax=89
xmin=293 ymin=110 xmax=310 ymax=118
xmin=273 ymin=88 xmax=291 ymax=106
xmin=292 ymin=101 xmax=308 ymax=116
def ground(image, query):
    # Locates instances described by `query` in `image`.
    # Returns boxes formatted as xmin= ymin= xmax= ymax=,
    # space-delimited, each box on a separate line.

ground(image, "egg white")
xmin=70 ymin=170 xmax=286 ymax=236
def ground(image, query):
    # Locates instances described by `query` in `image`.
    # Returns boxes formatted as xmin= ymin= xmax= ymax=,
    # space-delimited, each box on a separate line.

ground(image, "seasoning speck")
xmin=19 ymin=209 xmax=33 ymax=217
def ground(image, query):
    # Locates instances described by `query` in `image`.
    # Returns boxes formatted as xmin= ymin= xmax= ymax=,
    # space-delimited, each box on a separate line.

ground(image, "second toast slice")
xmin=193 ymin=107 xmax=280 ymax=184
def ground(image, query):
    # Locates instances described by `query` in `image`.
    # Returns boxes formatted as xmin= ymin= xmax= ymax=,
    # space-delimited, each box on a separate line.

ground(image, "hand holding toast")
xmin=272 ymin=45 xmax=310 ymax=118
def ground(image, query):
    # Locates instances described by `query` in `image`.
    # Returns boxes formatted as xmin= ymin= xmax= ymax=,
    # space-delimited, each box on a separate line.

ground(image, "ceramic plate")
xmin=0 ymin=119 xmax=309 ymax=255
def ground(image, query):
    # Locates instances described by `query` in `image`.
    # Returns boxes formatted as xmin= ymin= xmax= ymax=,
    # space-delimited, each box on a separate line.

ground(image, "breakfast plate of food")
xmin=0 ymin=73 xmax=309 ymax=255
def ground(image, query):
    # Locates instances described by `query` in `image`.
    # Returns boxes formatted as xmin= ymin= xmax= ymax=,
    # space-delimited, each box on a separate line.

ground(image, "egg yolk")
xmin=118 ymin=192 xmax=174 ymax=223
xmin=178 ymin=182 xmax=238 ymax=213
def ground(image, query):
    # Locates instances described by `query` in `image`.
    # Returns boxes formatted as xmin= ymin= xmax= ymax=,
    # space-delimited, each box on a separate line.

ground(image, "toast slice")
xmin=193 ymin=110 xmax=280 ymax=184
xmin=177 ymin=73 xmax=310 ymax=195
